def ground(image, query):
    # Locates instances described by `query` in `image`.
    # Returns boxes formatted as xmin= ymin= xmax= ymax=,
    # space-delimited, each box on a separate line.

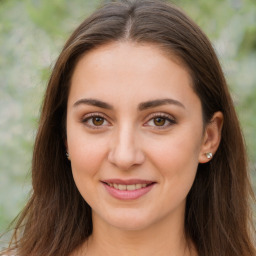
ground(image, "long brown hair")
xmin=3 ymin=0 xmax=255 ymax=255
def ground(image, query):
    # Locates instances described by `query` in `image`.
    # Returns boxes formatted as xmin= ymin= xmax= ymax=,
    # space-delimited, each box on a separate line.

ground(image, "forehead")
xmin=73 ymin=42 xmax=191 ymax=81
xmin=68 ymin=41 xmax=199 ymax=111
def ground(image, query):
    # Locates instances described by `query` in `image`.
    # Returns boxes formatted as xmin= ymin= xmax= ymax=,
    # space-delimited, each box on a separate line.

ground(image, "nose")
xmin=108 ymin=127 xmax=145 ymax=170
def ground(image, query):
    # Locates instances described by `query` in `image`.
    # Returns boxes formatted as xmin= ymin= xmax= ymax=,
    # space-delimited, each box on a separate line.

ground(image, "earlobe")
xmin=198 ymin=111 xmax=223 ymax=163
xmin=66 ymin=152 xmax=70 ymax=160
xmin=64 ymin=140 xmax=68 ymax=151
xmin=64 ymin=140 xmax=70 ymax=160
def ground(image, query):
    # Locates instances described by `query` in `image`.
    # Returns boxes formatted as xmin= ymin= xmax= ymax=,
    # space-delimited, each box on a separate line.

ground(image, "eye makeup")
xmin=144 ymin=112 xmax=176 ymax=129
xmin=81 ymin=112 xmax=111 ymax=129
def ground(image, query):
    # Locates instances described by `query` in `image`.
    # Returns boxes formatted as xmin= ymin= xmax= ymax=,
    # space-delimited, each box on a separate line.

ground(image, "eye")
xmin=82 ymin=113 xmax=110 ymax=129
xmin=91 ymin=116 xmax=105 ymax=126
xmin=144 ymin=113 xmax=176 ymax=128
xmin=152 ymin=117 xmax=166 ymax=126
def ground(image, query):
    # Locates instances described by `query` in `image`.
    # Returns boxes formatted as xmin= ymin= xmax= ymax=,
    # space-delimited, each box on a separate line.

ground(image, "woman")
xmin=2 ymin=0 xmax=255 ymax=255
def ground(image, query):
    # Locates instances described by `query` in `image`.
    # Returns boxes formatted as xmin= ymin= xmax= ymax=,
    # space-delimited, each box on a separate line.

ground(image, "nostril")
xmin=108 ymin=149 xmax=143 ymax=169
xmin=107 ymin=135 xmax=145 ymax=169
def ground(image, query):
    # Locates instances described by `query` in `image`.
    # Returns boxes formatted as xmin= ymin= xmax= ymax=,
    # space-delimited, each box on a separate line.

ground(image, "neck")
xmin=79 ymin=209 xmax=196 ymax=256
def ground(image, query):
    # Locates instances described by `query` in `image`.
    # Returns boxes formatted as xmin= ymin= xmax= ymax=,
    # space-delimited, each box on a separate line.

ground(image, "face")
xmin=66 ymin=42 xmax=205 ymax=231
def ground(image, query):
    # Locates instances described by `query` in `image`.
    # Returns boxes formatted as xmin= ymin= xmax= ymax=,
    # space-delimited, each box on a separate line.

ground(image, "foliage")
xmin=0 ymin=0 xmax=255 ymax=237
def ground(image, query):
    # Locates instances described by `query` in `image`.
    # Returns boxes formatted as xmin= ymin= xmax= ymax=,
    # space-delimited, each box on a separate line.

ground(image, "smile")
xmin=102 ymin=179 xmax=156 ymax=200
xmin=106 ymin=183 xmax=148 ymax=191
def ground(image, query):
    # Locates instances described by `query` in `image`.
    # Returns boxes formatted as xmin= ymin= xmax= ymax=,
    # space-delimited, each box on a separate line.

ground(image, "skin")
xmin=66 ymin=42 xmax=223 ymax=256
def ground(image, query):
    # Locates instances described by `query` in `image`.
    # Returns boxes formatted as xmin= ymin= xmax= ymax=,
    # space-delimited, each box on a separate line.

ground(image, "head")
xmin=25 ymin=0 xmax=253 ymax=255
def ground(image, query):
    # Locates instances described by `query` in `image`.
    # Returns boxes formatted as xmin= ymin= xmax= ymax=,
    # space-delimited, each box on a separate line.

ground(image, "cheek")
xmin=148 ymin=132 xmax=201 ymax=166
xmin=67 ymin=127 xmax=109 ymax=179
xmin=68 ymin=135 xmax=109 ymax=204
xmin=146 ymin=131 xmax=201 ymax=191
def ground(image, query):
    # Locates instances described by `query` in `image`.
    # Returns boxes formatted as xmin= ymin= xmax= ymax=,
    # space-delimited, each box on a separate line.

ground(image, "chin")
xmin=111 ymin=219 xmax=151 ymax=231
xmin=102 ymin=210 xmax=156 ymax=231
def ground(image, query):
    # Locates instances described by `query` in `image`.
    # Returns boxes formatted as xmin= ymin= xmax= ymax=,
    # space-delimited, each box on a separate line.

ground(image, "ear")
xmin=65 ymin=140 xmax=69 ymax=152
xmin=64 ymin=140 xmax=71 ymax=160
xmin=198 ymin=111 xmax=223 ymax=163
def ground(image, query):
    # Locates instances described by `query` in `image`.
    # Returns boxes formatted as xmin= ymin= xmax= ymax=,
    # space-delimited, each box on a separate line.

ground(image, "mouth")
xmin=103 ymin=182 xmax=153 ymax=191
xmin=101 ymin=179 xmax=156 ymax=200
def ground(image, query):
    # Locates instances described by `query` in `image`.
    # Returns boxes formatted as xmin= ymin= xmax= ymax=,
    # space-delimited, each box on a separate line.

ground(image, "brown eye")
xmin=82 ymin=114 xmax=110 ymax=129
xmin=92 ymin=117 xmax=104 ymax=126
xmin=153 ymin=117 xmax=166 ymax=126
xmin=144 ymin=114 xmax=176 ymax=129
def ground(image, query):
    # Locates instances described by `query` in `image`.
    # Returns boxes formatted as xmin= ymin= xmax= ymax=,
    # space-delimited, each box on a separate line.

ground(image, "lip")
xmin=102 ymin=179 xmax=154 ymax=185
xmin=101 ymin=179 xmax=156 ymax=200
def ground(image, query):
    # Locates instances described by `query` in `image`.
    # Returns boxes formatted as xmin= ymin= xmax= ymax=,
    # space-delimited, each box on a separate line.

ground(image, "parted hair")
xmin=3 ymin=0 xmax=255 ymax=255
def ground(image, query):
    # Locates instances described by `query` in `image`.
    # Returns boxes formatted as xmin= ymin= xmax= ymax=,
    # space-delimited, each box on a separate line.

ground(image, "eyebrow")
xmin=73 ymin=98 xmax=185 ymax=110
xmin=138 ymin=98 xmax=185 ymax=111
xmin=73 ymin=98 xmax=113 ymax=110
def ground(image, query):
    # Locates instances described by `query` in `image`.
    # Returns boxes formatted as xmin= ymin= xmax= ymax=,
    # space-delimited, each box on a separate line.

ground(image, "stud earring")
xmin=206 ymin=152 xmax=213 ymax=159
xmin=66 ymin=152 xmax=70 ymax=160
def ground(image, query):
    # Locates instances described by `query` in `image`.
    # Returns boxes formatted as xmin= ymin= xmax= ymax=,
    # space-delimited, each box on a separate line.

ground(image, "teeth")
xmin=107 ymin=183 xmax=150 ymax=191
xmin=118 ymin=184 xmax=126 ymax=191
xmin=135 ymin=184 xmax=142 ymax=189
xmin=127 ymin=184 xmax=136 ymax=190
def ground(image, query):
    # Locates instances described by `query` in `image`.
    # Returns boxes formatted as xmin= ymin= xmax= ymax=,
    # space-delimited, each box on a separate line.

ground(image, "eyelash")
xmin=144 ymin=113 xmax=176 ymax=129
xmin=81 ymin=112 xmax=110 ymax=129
xmin=81 ymin=112 xmax=176 ymax=129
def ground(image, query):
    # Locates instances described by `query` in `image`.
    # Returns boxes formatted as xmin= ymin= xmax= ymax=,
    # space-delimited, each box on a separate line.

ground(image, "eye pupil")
xmin=154 ymin=117 xmax=165 ymax=126
xmin=93 ymin=117 xmax=104 ymax=126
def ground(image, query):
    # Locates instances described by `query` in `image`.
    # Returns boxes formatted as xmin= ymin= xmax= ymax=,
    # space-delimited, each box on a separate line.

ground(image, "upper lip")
xmin=101 ymin=179 xmax=155 ymax=185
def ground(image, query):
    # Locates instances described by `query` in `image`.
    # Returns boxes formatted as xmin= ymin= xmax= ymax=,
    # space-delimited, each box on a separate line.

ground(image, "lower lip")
xmin=102 ymin=183 xmax=155 ymax=200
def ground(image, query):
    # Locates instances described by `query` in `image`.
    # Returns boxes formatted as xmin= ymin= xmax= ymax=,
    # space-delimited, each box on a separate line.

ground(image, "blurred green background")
xmin=0 ymin=0 xmax=255 ymax=237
